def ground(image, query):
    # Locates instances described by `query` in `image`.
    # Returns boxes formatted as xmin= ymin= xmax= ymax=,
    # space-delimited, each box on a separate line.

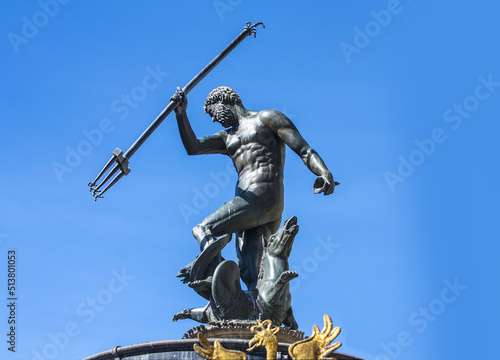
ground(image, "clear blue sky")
xmin=1 ymin=1 xmax=499 ymax=359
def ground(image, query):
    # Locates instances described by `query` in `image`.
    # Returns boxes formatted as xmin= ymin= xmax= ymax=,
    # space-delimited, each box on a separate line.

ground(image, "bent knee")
xmin=192 ymin=224 xmax=201 ymax=237
xmin=193 ymin=223 xmax=206 ymax=237
xmin=193 ymin=222 xmax=216 ymax=238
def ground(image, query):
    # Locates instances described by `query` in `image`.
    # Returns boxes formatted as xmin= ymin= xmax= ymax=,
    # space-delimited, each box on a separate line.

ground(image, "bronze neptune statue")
xmin=170 ymin=86 xmax=337 ymax=328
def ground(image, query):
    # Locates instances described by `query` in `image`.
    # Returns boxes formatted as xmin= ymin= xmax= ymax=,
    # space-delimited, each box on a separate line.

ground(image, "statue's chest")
xmin=226 ymin=121 xmax=274 ymax=156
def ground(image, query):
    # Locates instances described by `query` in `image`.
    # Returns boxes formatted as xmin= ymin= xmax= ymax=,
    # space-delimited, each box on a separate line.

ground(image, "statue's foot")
xmin=189 ymin=276 xmax=213 ymax=293
xmin=278 ymin=270 xmax=299 ymax=284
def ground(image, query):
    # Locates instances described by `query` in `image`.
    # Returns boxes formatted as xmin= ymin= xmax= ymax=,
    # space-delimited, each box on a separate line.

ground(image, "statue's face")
xmin=206 ymin=102 xmax=236 ymax=129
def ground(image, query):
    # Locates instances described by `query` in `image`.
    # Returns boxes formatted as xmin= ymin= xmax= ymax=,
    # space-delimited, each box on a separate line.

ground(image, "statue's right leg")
xmin=193 ymin=188 xmax=283 ymax=248
xmin=182 ymin=191 xmax=282 ymax=287
xmin=192 ymin=222 xmax=217 ymax=252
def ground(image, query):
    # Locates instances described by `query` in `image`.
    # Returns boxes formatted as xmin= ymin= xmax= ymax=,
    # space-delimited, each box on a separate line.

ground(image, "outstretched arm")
xmin=171 ymin=88 xmax=228 ymax=156
xmin=260 ymin=110 xmax=337 ymax=195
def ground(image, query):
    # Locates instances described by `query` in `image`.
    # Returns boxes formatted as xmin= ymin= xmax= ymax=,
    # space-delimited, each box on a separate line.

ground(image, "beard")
xmin=212 ymin=104 xmax=236 ymax=128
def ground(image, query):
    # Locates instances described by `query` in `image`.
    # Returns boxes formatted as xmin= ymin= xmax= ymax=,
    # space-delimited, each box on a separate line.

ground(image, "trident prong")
xmin=93 ymin=192 xmax=103 ymax=201
xmin=89 ymin=148 xmax=130 ymax=200
xmin=244 ymin=22 xmax=265 ymax=38
xmin=93 ymin=171 xmax=126 ymax=200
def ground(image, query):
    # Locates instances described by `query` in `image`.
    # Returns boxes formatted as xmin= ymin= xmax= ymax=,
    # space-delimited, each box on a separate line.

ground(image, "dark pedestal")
xmin=84 ymin=338 xmax=364 ymax=360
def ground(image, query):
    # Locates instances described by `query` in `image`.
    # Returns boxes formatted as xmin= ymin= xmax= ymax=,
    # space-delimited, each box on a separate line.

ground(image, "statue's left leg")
xmin=236 ymin=218 xmax=281 ymax=290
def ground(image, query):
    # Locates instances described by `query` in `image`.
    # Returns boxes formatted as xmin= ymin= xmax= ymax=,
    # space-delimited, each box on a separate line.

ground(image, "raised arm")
xmin=260 ymin=110 xmax=337 ymax=195
xmin=171 ymin=88 xmax=228 ymax=156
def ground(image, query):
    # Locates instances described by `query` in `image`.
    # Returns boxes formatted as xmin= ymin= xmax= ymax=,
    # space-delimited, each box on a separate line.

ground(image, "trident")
xmin=88 ymin=22 xmax=264 ymax=200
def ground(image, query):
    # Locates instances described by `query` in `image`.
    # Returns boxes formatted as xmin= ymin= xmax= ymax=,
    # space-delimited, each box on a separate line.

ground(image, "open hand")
xmin=313 ymin=172 xmax=338 ymax=196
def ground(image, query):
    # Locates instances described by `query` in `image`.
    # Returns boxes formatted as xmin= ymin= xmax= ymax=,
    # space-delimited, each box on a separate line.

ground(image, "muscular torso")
xmin=223 ymin=111 xmax=285 ymax=196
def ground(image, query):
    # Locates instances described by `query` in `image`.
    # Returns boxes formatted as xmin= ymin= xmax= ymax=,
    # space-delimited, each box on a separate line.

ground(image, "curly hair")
xmin=204 ymin=86 xmax=243 ymax=113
